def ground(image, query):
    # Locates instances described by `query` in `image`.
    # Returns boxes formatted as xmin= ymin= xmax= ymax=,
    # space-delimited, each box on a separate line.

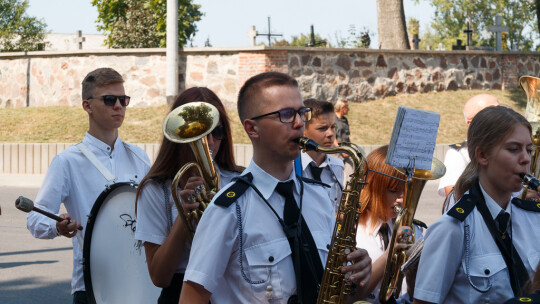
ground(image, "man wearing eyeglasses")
xmin=180 ymin=72 xmax=371 ymax=304
xmin=26 ymin=67 xmax=151 ymax=304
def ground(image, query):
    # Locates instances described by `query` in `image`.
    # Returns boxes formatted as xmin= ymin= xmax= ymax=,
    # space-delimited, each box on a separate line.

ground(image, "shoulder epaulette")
xmin=413 ymin=219 xmax=427 ymax=229
xmin=449 ymin=141 xmax=467 ymax=151
xmin=214 ymin=173 xmax=253 ymax=208
xmin=511 ymin=197 xmax=540 ymax=212
xmin=447 ymin=194 xmax=476 ymax=221
xmin=299 ymin=176 xmax=330 ymax=188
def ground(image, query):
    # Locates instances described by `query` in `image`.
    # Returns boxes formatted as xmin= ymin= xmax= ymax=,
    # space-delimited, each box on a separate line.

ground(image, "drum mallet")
xmin=15 ymin=196 xmax=83 ymax=230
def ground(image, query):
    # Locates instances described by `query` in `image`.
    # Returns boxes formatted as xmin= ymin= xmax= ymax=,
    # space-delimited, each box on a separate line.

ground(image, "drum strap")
xmin=123 ymin=143 xmax=151 ymax=168
xmin=76 ymin=143 xmax=116 ymax=182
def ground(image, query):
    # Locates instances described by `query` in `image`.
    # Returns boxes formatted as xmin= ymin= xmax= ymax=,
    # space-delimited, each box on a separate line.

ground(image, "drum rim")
xmin=82 ymin=181 xmax=138 ymax=304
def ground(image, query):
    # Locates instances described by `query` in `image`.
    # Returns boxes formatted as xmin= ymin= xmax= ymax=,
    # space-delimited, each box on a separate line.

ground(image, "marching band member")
xmin=299 ymin=98 xmax=344 ymax=212
xmin=134 ymin=87 xmax=241 ymax=304
xmin=180 ymin=72 xmax=372 ymax=304
xmin=26 ymin=68 xmax=151 ymax=304
xmin=355 ymin=145 xmax=424 ymax=303
xmin=414 ymin=106 xmax=540 ymax=304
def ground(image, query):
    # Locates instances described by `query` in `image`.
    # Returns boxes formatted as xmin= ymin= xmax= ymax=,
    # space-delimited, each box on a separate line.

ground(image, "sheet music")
xmin=386 ymin=107 xmax=440 ymax=170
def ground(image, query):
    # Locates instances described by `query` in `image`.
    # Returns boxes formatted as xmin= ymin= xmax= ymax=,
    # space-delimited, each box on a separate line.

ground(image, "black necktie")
xmin=275 ymin=181 xmax=323 ymax=304
xmin=496 ymin=211 xmax=511 ymax=240
xmin=379 ymin=223 xmax=390 ymax=250
xmin=309 ymin=164 xmax=323 ymax=182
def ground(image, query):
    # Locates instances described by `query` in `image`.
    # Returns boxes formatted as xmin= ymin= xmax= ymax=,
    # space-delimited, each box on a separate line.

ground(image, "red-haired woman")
xmin=134 ymin=87 xmax=241 ymax=304
xmin=355 ymin=145 xmax=424 ymax=303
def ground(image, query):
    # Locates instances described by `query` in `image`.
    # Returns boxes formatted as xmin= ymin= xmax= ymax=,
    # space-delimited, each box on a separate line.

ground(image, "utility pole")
xmin=166 ymin=0 xmax=179 ymax=104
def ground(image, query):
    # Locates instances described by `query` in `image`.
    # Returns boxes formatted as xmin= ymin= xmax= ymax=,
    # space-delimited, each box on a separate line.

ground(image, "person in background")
xmin=299 ymin=98 xmax=344 ymax=212
xmin=334 ymin=99 xmax=354 ymax=182
xmin=26 ymin=67 xmax=151 ymax=304
xmin=414 ymin=106 xmax=540 ymax=304
xmin=134 ymin=87 xmax=241 ymax=304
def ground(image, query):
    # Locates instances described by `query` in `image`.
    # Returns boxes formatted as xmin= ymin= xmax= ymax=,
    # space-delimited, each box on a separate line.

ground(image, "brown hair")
xmin=303 ymin=98 xmax=334 ymax=126
xmin=136 ymin=87 xmax=237 ymax=205
xmin=454 ymin=106 xmax=531 ymax=199
xmin=359 ymin=145 xmax=406 ymax=233
xmin=81 ymin=68 xmax=124 ymax=100
xmin=237 ymin=72 xmax=298 ymax=122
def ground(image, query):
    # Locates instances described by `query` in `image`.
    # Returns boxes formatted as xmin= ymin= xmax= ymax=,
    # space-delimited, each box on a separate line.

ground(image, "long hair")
xmin=136 ymin=87 xmax=237 ymax=204
xmin=454 ymin=106 xmax=531 ymax=199
xmin=359 ymin=145 xmax=406 ymax=233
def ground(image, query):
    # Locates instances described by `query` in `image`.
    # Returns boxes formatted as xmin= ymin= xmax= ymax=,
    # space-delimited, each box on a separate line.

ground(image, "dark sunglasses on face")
xmin=88 ymin=95 xmax=131 ymax=107
xmin=250 ymin=107 xmax=312 ymax=123
xmin=210 ymin=125 xmax=225 ymax=140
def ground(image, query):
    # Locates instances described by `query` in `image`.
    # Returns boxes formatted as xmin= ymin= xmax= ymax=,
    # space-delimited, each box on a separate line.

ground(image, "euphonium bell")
xmin=162 ymin=101 xmax=221 ymax=242
xmin=379 ymin=158 xmax=445 ymax=303
xmin=519 ymin=76 xmax=540 ymax=198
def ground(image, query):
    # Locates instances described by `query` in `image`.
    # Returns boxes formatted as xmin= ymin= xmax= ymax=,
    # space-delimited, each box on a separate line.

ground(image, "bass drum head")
xmin=83 ymin=182 xmax=161 ymax=304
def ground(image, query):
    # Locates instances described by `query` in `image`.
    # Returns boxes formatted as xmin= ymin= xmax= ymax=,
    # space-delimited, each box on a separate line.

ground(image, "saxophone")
xmin=296 ymin=137 xmax=368 ymax=304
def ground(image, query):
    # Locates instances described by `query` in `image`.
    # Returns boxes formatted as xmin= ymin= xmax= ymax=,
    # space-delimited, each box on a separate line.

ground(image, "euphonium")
xmin=379 ymin=158 xmax=445 ymax=303
xmin=519 ymin=75 xmax=540 ymax=199
xmin=162 ymin=101 xmax=221 ymax=243
xmin=296 ymin=137 xmax=368 ymax=304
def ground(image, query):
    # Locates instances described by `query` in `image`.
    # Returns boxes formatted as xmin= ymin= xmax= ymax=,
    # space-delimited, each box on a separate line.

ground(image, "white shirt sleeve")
xmin=437 ymin=149 xmax=468 ymax=197
xmin=135 ymin=180 xmax=173 ymax=245
xmin=27 ymin=155 xmax=68 ymax=239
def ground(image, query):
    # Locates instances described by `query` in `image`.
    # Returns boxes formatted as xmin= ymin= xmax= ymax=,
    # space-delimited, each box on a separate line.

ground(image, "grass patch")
xmin=0 ymin=89 xmax=527 ymax=145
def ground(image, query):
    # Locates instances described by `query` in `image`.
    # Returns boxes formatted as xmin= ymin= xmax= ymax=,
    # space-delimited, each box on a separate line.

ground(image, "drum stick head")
xmin=15 ymin=196 xmax=34 ymax=212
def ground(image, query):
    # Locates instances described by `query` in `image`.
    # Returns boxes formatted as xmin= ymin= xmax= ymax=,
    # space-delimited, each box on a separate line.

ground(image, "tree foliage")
xmin=424 ymin=0 xmax=537 ymax=51
xmin=92 ymin=0 xmax=202 ymax=48
xmin=273 ymin=33 xmax=328 ymax=47
xmin=333 ymin=25 xmax=373 ymax=49
xmin=0 ymin=0 xmax=48 ymax=52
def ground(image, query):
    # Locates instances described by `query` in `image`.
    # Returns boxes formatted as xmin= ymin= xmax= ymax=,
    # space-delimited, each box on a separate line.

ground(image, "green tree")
xmin=0 ymin=0 xmax=48 ymax=52
xmin=273 ymin=33 xmax=328 ymax=47
xmin=92 ymin=0 xmax=202 ymax=48
xmin=423 ymin=0 xmax=537 ymax=51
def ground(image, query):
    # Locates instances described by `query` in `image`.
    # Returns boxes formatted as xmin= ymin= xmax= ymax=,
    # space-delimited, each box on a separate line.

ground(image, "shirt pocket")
xmin=527 ymin=251 xmax=540 ymax=272
xmin=312 ymin=230 xmax=331 ymax=265
xmin=244 ymin=238 xmax=292 ymax=300
xmin=463 ymin=254 xmax=507 ymax=297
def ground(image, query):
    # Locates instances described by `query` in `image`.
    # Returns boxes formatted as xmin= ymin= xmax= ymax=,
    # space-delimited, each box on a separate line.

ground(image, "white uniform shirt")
xmin=438 ymin=144 xmax=469 ymax=197
xmin=356 ymin=217 xmax=424 ymax=303
xmin=414 ymin=184 xmax=540 ymax=304
xmin=184 ymin=160 xmax=335 ymax=303
xmin=300 ymin=151 xmax=344 ymax=212
xmin=27 ymin=133 xmax=150 ymax=294
xmin=134 ymin=167 xmax=240 ymax=274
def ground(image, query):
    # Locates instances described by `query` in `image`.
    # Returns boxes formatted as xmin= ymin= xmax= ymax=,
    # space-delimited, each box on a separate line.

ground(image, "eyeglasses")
xmin=88 ymin=95 xmax=131 ymax=107
xmin=250 ymin=107 xmax=312 ymax=123
xmin=210 ymin=125 xmax=225 ymax=140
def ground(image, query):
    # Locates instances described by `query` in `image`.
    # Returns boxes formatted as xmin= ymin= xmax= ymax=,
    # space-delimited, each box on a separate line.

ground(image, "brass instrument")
xmin=296 ymin=137 xmax=368 ymax=304
xmin=520 ymin=76 xmax=540 ymax=199
xmin=162 ymin=101 xmax=221 ymax=243
xmin=379 ymin=158 xmax=445 ymax=303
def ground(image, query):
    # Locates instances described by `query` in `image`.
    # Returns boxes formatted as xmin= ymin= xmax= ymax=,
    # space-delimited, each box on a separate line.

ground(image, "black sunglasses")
xmin=88 ymin=95 xmax=131 ymax=107
xmin=210 ymin=125 xmax=225 ymax=140
xmin=250 ymin=107 xmax=312 ymax=123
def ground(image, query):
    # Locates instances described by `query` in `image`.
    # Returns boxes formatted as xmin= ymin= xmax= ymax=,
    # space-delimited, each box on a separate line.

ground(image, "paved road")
xmin=0 ymin=175 xmax=444 ymax=304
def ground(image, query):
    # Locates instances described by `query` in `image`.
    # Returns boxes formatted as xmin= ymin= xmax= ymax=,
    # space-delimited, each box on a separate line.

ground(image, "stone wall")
xmin=0 ymin=47 xmax=538 ymax=109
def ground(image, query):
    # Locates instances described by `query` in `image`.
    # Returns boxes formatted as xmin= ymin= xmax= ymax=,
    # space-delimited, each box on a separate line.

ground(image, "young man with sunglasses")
xmin=26 ymin=67 xmax=151 ymax=304
xmin=180 ymin=72 xmax=371 ymax=304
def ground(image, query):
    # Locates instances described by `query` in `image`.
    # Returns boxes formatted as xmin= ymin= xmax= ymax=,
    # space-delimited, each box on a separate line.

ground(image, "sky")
xmin=26 ymin=0 xmax=435 ymax=48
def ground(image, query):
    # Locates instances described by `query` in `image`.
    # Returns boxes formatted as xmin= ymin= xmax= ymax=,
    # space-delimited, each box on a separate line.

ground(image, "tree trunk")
xmin=536 ymin=0 xmax=540 ymax=40
xmin=376 ymin=0 xmax=410 ymax=49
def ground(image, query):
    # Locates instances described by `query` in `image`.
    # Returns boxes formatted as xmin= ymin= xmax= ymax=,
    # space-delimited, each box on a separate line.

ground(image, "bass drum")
xmin=83 ymin=182 xmax=161 ymax=304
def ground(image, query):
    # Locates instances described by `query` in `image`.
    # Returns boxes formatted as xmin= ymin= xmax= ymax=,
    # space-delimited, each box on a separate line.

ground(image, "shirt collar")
xmin=244 ymin=160 xmax=299 ymax=200
xmin=479 ymin=182 xmax=512 ymax=219
xmin=300 ymin=151 xmax=328 ymax=170
xmin=83 ymin=132 xmax=121 ymax=152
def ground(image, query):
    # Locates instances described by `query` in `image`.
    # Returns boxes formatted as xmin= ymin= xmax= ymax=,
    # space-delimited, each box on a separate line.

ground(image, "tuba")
xmin=379 ymin=158 xmax=445 ymax=303
xmin=520 ymin=76 xmax=540 ymax=199
xmin=162 ymin=101 xmax=221 ymax=243
xmin=296 ymin=137 xmax=368 ymax=304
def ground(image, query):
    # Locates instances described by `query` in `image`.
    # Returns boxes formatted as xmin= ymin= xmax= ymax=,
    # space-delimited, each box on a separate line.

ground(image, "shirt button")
xmin=484 ymin=269 xmax=490 ymax=275
xmin=107 ymin=147 xmax=110 ymax=150
xmin=268 ymin=256 xmax=274 ymax=262
xmin=326 ymin=244 xmax=330 ymax=250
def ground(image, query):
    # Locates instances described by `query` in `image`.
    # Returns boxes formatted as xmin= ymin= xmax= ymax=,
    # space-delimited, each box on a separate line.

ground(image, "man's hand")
xmin=341 ymin=247 xmax=372 ymax=287
xmin=56 ymin=213 xmax=81 ymax=238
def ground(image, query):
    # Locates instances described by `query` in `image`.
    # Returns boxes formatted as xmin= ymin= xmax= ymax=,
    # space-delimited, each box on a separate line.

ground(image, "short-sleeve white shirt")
xmin=438 ymin=144 xmax=469 ymax=197
xmin=184 ymin=160 xmax=335 ymax=303
xmin=356 ymin=218 xmax=424 ymax=303
xmin=300 ymin=151 xmax=344 ymax=212
xmin=134 ymin=167 xmax=240 ymax=274
xmin=26 ymin=133 xmax=150 ymax=294
xmin=414 ymin=184 xmax=540 ymax=303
